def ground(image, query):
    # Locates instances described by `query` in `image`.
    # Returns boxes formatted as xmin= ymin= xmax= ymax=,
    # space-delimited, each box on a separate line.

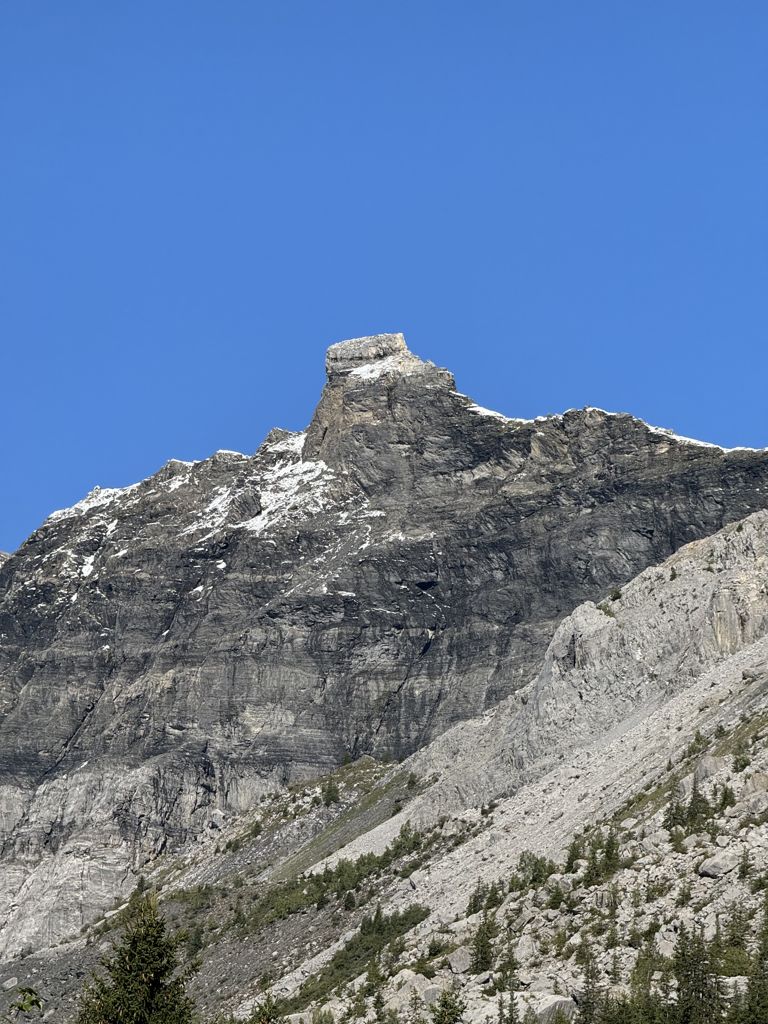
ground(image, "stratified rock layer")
xmin=0 ymin=333 xmax=767 ymax=951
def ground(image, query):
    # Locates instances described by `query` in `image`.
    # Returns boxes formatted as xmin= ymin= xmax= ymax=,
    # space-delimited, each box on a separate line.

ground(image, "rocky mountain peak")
xmin=2 ymin=335 xmax=768 ymax=960
xmin=325 ymin=333 xmax=411 ymax=376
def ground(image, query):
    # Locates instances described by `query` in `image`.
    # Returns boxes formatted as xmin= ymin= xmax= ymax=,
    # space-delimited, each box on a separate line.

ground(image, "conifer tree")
xmin=407 ymin=990 xmax=426 ymax=1024
xmin=686 ymin=780 xmax=712 ymax=832
xmin=429 ymin=987 xmax=466 ymax=1024
xmin=470 ymin=912 xmax=497 ymax=973
xmin=602 ymin=828 xmax=620 ymax=876
xmin=726 ymin=984 xmax=746 ymax=1024
xmin=248 ymin=993 xmax=285 ymax=1024
xmin=75 ymin=891 xmax=197 ymax=1024
xmin=674 ymin=922 xmax=722 ymax=1024
xmin=576 ymin=944 xmax=601 ymax=1024
xmin=746 ymin=892 xmax=768 ymax=1023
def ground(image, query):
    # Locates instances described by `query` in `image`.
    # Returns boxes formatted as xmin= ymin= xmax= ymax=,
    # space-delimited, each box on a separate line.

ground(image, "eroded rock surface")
xmin=1 ymin=333 xmax=768 ymax=953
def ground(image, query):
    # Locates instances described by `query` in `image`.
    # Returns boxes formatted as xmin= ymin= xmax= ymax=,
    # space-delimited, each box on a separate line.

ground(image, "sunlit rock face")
xmin=1 ymin=332 xmax=767 ymax=953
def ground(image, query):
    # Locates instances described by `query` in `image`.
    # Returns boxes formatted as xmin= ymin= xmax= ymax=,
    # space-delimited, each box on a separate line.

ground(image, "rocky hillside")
xmin=3 ymin=508 xmax=768 ymax=1022
xmin=1 ymin=332 xmax=767 ymax=970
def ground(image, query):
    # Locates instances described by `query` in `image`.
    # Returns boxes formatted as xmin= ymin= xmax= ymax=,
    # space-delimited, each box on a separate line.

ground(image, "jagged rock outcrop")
xmin=1 ymin=332 xmax=768 ymax=954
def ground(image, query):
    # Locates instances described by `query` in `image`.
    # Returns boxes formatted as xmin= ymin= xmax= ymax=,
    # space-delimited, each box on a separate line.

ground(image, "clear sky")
xmin=1 ymin=3 xmax=766 ymax=553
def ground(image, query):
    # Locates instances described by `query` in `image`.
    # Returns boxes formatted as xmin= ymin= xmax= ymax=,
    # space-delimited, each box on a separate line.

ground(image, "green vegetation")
xmin=569 ymin=893 xmax=768 ymax=1023
xmin=75 ymin=892 xmax=196 ymax=1024
xmin=509 ymin=851 xmax=557 ymax=892
xmin=581 ymin=828 xmax=622 ymax=887
xmin=663 ymin=778 xmax=715 ymax=836
xmin=283 ymin=904 xmax=430 ymax=1012
xmin=243 ymin=822 xmax=435 ymax=932
xmin=469 ymin=912 xmax=499 ymax=973
xmin=429 ymin=987 xmax=466 ymax=1024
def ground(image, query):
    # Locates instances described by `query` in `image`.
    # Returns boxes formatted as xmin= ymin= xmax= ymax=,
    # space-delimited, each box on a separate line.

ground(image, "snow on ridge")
xmin=556 ymin=407 xmax=766 ymax=453
xmin=645 ymin=423 xmax=766 ymax=453
xmin=466 ymin=403 xmax=511 ymax=422
xmin=267 ymin=432 xmax=306 ymax=456
xmin=450 ymin=390 xmax=531 ymax=425
xmin=47 ymin=483 xmax=141 ymax=523
xmin=350 ymin=355 xmax=404 ymax=381
xmin=349 ymin=353 xmax=428 ymax=382
xmin=180 ymin=485 xmax=235 ymax=537
xmin=238 ymin=453 xmax=331 ymax=536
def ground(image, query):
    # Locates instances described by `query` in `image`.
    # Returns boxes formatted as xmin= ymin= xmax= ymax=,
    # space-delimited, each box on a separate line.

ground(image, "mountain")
xmin=1 ymin=332 xmax=767 ymax=969
xmin=4 ymin=509 xmax=768 ymax=1022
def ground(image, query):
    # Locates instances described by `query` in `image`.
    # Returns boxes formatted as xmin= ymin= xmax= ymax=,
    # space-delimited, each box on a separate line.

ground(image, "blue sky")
xmin=1 ymin=3 xmax=766 ymax=553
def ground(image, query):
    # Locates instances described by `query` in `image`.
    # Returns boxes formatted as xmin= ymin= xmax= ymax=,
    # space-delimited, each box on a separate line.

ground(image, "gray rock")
xmin=447 ymin=946 xmax=472 ymax=974
xmin=525 ymin=992 xmax=576 ymax=1021
xmin=699 ymin=852 xmax=741 ymax=878
xmin=744 ymin=773 xmax=768 ymax=794
xmin=695 ymin=756 xmax=727 ymax=783
xmin=2 ymin=333 xmax=768 ymax=955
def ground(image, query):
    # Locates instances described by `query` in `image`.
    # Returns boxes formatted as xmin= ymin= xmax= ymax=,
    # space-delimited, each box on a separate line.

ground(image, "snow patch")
xmin=81 ymin=555 xmax=95 ymax=578
xmin=466 ymin=403 xmax=510 ymax=422
xmin=181 ymin=485 xmax=234 ymax=537
xmin=48 ymin=483 xmax=140 ymax=523
xmin=238 ymin=454 xmax=331 ymax=536
xmin=349 ymin=354 xmax=424 ymax=381
xmin=646 ymin=424 xmax=766 ymax=453
xmin=268 ymin=432 xmax=306 ymax=456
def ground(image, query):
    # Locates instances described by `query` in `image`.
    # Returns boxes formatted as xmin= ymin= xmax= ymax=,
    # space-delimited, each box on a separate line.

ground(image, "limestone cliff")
xmin=1 ymin=333 xmax=767 ymax=954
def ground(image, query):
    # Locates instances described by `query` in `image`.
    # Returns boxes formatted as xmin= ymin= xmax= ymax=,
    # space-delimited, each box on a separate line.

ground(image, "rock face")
xmin=1 ymin=332 xmax=768 ymax=953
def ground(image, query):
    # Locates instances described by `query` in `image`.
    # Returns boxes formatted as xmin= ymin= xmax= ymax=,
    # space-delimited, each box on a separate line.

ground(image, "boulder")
xmin=522 ymin=992 xmax=576 ymax=1021
xmin=699 ymin=852 xmax=740 ymax=878
xmin=447 ymin=947 xmax=472 ymax=975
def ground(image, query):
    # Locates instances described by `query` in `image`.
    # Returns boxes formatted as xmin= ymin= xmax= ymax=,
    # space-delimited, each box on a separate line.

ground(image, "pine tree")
xmin=470 ymin=912 xmax=497 ymax=973
xmin=584 ymin=843 xmax=602 ymax=887
xmin=602 ymin=828 xmax=620 ymax=876
xmin=496 ymin=986 xmax=520 ymax=1024
xmin=323 ymin=778 xmax=340 ymax=806
xmin=249 ymin=993 xmax=285 ymax=1024
xmin=364 ymin=956 xmax=385 ymax=998
xmin=674 ymin=922 xmax=722 ymax=1024
xmin=75 ymin=891 xmax=197 ymax=1024
xmin=372 ymin=988 xmax=386 ymax=1024
xmin=565 ymin=836 xmax=585 ymax=873
xmin=726 ymin=984 xmax=746 ymax=1024
xmin=686 ymin=780 xmax=712 ymax=832
xmin=746 ymin=892 xmax=768 ymax=1023
xmin=576 ymin=944 xmax=601 ymax=1024
xmin=663 ymin=797 xmax=687 ymax=833
xmin=407 ymin=990 xmax=426 ymax=1024
xmin=429 ymin=987 xmax=466 ymax=1024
